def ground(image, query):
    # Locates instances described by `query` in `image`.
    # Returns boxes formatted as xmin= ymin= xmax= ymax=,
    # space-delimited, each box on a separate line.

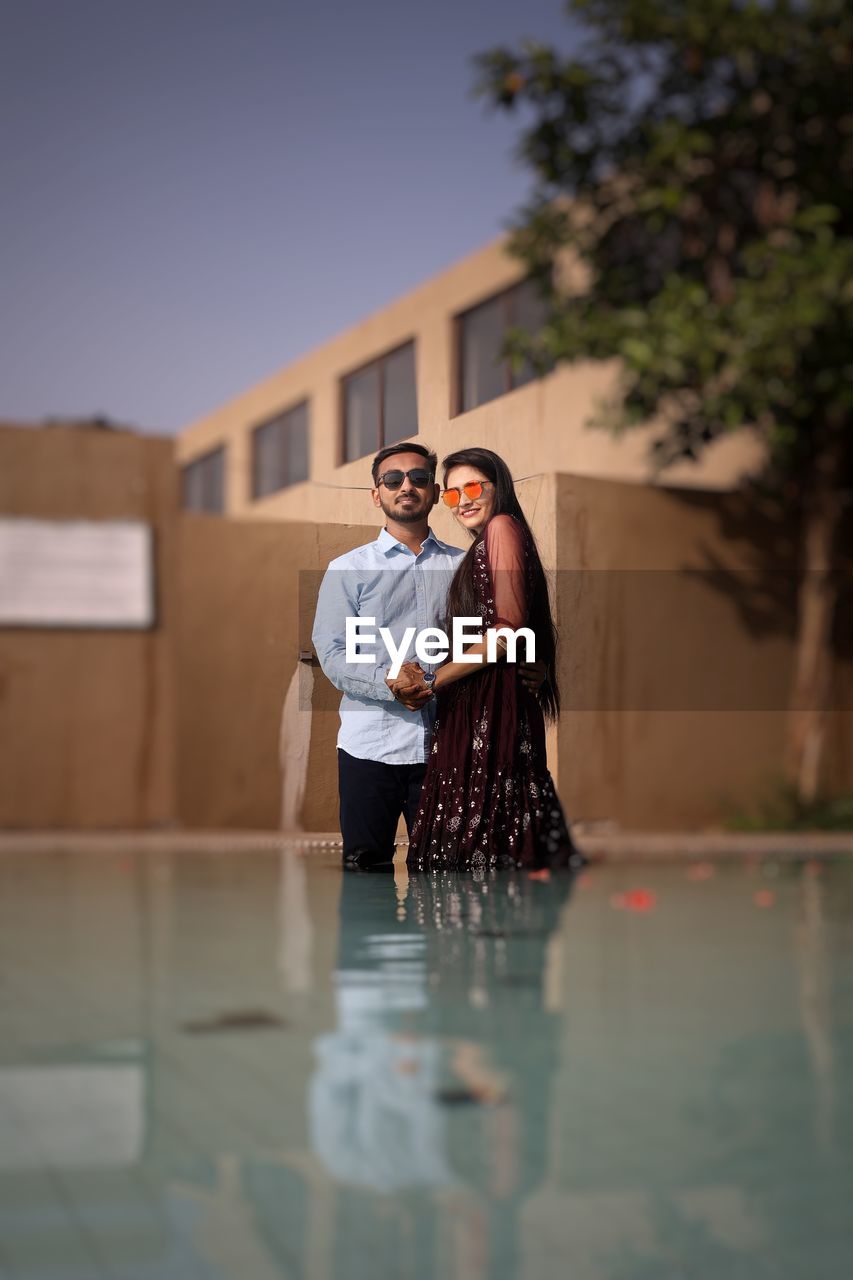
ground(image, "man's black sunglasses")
xmin=376 ymin=468 xmax=434 ymax=490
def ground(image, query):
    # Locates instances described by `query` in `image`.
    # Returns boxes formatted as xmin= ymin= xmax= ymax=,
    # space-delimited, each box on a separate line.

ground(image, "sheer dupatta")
xmin=484 ymin=513 xmax=530 ymax=630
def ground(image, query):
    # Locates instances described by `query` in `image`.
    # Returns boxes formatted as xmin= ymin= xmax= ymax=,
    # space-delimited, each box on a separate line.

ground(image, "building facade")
xmin=176 ymin=235 xmax=766 ymax=542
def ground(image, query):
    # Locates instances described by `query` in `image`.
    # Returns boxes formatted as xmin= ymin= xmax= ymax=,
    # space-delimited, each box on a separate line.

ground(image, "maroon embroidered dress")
xmin=407 ymin=514 xmax=576 ymax=872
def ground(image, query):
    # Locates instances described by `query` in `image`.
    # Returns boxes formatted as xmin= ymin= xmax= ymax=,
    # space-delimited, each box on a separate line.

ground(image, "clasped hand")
xmin=386 ymin=661 xmax=434 ymax=711
xmin=386 ymin=657 xmax=548 ymax=711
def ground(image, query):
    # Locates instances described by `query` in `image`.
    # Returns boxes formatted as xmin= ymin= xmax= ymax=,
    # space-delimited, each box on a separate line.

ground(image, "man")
xmin=312 ymin=441 xmax=541 ymax=871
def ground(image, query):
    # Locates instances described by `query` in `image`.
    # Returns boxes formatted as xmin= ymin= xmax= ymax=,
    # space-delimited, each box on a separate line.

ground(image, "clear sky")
xmin=1 ymin=0 xmax=578 ymax=434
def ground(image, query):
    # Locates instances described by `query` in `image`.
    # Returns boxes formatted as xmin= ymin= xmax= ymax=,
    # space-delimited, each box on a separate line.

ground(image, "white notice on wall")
xmin=0 ymin=518 xmax=155 ymax=629
xmin=0 ymin=1063 xmax=145 ymax=1169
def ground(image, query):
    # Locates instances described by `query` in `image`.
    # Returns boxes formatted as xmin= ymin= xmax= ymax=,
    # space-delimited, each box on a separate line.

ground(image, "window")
xmin=456 ymin=278 xmax=550 ymax=414
xmin=341 ymin=341 xmax=417 ymax=463
xmin=182 ymin=445 xmax=225 ymax=513
xmin=251 ymin=400 xmax=309 ymax=499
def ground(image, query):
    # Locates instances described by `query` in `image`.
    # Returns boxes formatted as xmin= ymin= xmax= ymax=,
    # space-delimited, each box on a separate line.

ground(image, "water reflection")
xmin=2 ymin=850 xmax=853 ymax=1279
xmin=794 ymin=865 xmax=837 ymax=1153
xmin=310 ymin=867 xmax=577 ymax=1275
xmin=0 ymin=1041 xmax=146 ymax=1171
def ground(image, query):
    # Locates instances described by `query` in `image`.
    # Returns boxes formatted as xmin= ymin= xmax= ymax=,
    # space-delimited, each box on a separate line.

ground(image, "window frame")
xmin=453 ymin=277 xmax=549 ymax=417
xmin=249 ymin=398 xmax=310 ymax=501
xmin=338 ymin=339 xmax=418 ymax=466
xmin=181 ymin=444 xmax=226 ymax=514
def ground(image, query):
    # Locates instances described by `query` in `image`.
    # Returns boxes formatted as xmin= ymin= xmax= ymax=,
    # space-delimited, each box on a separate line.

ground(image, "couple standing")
xmin=312 ymin=440 xmax=578 ymax=873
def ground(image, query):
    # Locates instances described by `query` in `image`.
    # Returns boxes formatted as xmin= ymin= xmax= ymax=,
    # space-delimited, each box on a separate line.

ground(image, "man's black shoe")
xmin=342 ymin=847 xmax=395 ymax=872
xmin=343 ymin=861 xmax=395 ymax=873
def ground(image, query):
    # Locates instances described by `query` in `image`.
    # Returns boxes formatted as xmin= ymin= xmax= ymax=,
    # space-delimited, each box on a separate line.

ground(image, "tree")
xmin=475 ymin=0 xmax=853 ymax=805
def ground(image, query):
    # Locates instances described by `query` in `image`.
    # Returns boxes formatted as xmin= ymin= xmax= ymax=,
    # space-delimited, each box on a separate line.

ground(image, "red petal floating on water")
xmin=610 ymin=889 xmax=657 ymax=912
xmin=625 ymin=889 xmax=657 ymax=912
xmin=753 ymin=889 xmax=775 ymax=908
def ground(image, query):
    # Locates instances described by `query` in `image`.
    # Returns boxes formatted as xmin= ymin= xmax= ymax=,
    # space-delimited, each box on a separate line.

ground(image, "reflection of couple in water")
xmin=310 ymin=865 xmax=578 ymax=1277
xmin=312 ymin=442 xmax=581 ymax=874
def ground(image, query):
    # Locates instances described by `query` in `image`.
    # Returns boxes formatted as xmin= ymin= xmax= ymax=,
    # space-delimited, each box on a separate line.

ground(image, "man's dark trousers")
xmin=338 ymin=749 xmax=427 ymax=868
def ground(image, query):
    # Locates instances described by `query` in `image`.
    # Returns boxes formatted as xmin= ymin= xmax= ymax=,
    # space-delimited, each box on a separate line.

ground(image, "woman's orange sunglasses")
xmin=441 ymin=480 xmax=493 ymax=508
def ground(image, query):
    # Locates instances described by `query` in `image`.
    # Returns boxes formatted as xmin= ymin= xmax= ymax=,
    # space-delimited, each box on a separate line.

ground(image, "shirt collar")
xmin=377 ymin=526 xmax=444 ymax=556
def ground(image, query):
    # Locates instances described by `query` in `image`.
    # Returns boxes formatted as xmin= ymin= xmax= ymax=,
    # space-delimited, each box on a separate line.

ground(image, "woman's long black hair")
xmin=442 ymin=447 xmax=560 ymax=720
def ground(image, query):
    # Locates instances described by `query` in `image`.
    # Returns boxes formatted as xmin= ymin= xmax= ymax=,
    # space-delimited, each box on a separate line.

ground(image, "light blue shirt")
xmin=312 ymin=526 xmax=465 ymax=765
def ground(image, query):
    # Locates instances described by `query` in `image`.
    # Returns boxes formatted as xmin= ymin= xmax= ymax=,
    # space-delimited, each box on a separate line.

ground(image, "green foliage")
xmin=474 ymin=0 xmax=853 ymax=484
xmin=726 ymin=777 xmax=853 ymax=831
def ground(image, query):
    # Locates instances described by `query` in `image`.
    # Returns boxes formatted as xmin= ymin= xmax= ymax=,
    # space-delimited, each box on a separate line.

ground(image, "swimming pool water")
xmin=1 ymin=848 xmax=851 ymax=1279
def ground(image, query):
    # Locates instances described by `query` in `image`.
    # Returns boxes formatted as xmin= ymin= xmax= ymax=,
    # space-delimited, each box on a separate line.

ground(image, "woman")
xmin=405 ymin=448 xmax=578 ymax=873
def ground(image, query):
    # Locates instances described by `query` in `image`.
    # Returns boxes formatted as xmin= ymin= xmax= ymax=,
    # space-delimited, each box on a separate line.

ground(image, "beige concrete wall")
xmin=6 ymin=422 xmax=845 ymax=834
xmin=176 ymin=236 xmax=766 ymax=530
xmin=0 ymin=424 xmax=178 ymax=828
xmin=554 ymin=473 xmax=853 ymax=828
xmin=175 ymin=480 xmax=853 ymax=833
xmin=176 ymin=517 xmax=377 ymax=830
xmin=0 ymin=418 xmax=378 ymax=833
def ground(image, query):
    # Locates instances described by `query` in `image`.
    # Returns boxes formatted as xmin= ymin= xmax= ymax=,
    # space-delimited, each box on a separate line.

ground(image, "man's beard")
xmin=380 ymin=496 xmax=427 ymax=524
